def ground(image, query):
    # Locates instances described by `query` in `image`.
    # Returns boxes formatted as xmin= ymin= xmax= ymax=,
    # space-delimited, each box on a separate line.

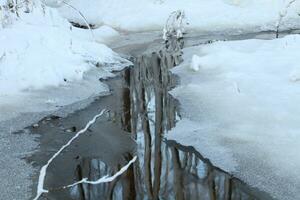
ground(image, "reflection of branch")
xmin=59 ymin=156 xmax=137 ymax=189
xmin=33 ymin=109 xmax=107 ymax=200
xmin=171 ymin=147 xmax=184 ymax=200
xmin=140 ymin=86 xmax=154 ymax=198
xmin=276 ymin=0 xmax=298 ymax=38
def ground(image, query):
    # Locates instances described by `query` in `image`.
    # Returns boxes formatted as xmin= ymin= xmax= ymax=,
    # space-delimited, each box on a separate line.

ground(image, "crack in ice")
xmin=33 ymin=109 xmax=107 ymax=200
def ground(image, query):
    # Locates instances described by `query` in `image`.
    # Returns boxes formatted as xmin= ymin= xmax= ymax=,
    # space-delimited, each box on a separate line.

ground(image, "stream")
xmin=26 ymin=34 xmax=277 ymax=200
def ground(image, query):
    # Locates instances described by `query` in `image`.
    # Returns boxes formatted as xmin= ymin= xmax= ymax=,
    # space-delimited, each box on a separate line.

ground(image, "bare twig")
xmin=276 ymin=0 xmax=298 ymax=38
xmin=33 ymin=109 xmax=107 ymax=200
xmin=163 ymin=10 xmax=186 ymax=41
xmin=40 ymin=0 xmax=95 ymax=41
xmin=61 ymin=1 xmax=95 ymax=41
xmin=0 ymin=52 xmax=6 ymax=62
xmin=52 ymin=156 xmax=137 ymax=190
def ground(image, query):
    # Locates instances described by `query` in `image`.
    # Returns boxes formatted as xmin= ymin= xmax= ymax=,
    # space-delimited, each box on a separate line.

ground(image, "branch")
xmin=0 ymin=52 xmax=6 ymax=62
xmin=33 ymin=109 xmax=108 ymax=200
xmin=61 ymin=1 xmax=95 ymax=41
xmin=54 ymin=156 xmax=137 ymax=190
xmin=41 ymin=0 xmax=95 ymax=41
xmin=276 ymin=0 xmax=298 ymax=38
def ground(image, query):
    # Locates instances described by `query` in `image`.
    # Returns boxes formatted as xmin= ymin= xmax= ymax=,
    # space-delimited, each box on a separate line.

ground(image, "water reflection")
xmin=63 ymin=46 xmax=269 ymax=199
xmin=31 ymin=39 xmax=271 ymax=200
xmin=66 ymin=49 xmax=182 ymax=200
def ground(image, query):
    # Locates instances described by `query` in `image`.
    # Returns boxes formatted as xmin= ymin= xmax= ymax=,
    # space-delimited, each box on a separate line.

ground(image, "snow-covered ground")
xmin=167 ymin=35 xmax=300 ymax=200
xmin=60 ymin=0 xmax=300 ymax=34
xmin=0 ymin=1 xmax=129 ymax=123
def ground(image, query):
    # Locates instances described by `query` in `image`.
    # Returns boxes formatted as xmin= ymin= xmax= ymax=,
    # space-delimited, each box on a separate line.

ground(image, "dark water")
xmin=27 ymin=39 xmax=273 ymax=200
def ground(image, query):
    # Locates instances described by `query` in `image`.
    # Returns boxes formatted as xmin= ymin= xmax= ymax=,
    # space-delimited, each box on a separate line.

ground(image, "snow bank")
xmin=0 ymin=1 xmax=129 ymax=122
xmin=167 ymin=35 xmax=300 ymax=200
xmin=0 ymin=5 xmax=119 ymax=94
xmin=59 ymin=0 xmax=300 ymax=34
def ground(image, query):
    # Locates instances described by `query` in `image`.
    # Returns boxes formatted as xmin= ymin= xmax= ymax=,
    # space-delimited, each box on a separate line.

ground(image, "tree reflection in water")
xmin=69 ymin=41 xmax=270 ymax=200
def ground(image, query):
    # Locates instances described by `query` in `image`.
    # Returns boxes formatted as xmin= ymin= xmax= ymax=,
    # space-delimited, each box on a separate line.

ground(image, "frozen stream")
xmin=24 ymin=32 xmax=284 ymax=200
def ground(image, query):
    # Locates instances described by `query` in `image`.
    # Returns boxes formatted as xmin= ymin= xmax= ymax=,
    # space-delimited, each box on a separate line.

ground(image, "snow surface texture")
xmin=0 ymin=4 xmax=121 ymax=95
xmin=168 ymin=35 xmax=300 ymax=200
xmin=59 ymin=0 xmax=300 ymax=34
xmin=0 ymin=1 xmax=128 ymax=123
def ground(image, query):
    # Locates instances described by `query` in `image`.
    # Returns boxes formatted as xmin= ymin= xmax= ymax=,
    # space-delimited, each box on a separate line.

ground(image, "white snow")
xmin=167 ymin=34 xmax=300 ymax=200
xmin=0 ymin=1 xmax=128 ymax=123
xmin=59 ymin=0 xmax=300 ymax=34
xmin=0 ymin=5 xmax=120 ymax=95
xmin=88 ymin=25 xmax=120 ymax=44
xmin=190 ymin=55 xmax=201 ymax=72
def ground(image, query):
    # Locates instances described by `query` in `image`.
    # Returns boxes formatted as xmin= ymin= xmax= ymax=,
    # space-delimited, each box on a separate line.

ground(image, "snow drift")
xmin=59 ymin=0 xmax=300 ymax=34
xmin=168 ymin=34 xmax=300 ymax=200
xmin=0 ymin=0 xmax=128 ymax=123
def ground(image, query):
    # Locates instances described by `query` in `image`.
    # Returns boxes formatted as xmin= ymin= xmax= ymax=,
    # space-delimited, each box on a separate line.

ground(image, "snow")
xmin=190 ymin=55 xmax=201 ymax=71
xmin=0 ymin=6 xmax=118 ymax=94
xmin=167 ymin=34 xmax=300 ymax=200
xmin=0 ymin=1 xmax=129 ymax=123
xmin=70 ymin=25 xmax=120 ymax=44
xmin=59 ymin=0 xmax=300 ymax=34
xmin=89 ymin=25 xmax=120 ymax=44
